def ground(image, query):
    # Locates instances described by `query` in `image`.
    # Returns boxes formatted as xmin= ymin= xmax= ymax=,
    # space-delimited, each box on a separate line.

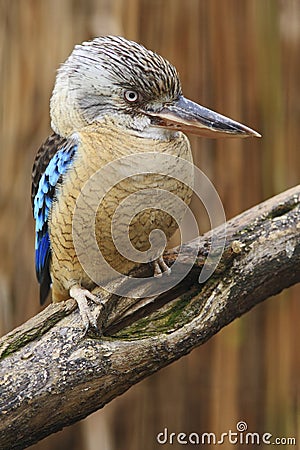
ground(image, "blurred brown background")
xmin=0 ymin=0 xmax=299 ymax=449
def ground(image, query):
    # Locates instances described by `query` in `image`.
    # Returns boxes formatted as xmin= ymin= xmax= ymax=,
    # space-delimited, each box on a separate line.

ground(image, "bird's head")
xmin=50 ymin=36 xmax=260 ymax=139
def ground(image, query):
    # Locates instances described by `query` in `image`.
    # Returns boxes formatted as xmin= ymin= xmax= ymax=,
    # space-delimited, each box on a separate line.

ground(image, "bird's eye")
xmin=124 ymin=90 xmax=140 ymax=103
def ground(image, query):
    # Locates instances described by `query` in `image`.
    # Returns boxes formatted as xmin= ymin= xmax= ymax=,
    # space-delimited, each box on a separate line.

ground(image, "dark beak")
xmin=148 ymin=96 xmax=261 ymax=138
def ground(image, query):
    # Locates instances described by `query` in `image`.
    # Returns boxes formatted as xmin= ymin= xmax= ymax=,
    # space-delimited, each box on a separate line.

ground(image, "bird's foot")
xmin=69 ymin=285 xmax=103 ymax=335
xmin=153 ymin=256 xmax=171 ymax=278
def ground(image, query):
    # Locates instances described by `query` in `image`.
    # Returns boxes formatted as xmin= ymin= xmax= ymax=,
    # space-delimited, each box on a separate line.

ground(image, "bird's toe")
xmin=153 ymin=256 xmax=171 ymax=277
xmin=69 ymin=285 xmax=102 ymax=334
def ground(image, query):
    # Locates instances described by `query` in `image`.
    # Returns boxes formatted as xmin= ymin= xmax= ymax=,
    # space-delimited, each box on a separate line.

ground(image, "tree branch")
xmin=1 ymin=186 xmax=299 ymax=450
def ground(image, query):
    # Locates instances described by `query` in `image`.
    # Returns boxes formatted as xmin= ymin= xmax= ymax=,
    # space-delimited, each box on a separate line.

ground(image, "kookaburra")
xmin=32 ymin=36 xmax=260 ymax=331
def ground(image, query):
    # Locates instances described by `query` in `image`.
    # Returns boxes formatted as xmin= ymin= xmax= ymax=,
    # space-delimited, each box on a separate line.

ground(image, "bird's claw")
xmin=69 ymin=285 xmax=104 ymax=335
xmin=153 ymin=256 xmax=171 ymax=278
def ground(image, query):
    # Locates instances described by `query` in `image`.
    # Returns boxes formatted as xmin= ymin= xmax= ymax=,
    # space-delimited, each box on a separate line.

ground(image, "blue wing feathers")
xmin=32 ymin=136 xmax=77 ymax=303
xmin=35 ymin=232 xmax=51 ymax=283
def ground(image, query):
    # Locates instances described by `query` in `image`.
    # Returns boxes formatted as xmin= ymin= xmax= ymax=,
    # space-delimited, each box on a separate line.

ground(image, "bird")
xmin=32 ymin=35 xmax=260 ymax=332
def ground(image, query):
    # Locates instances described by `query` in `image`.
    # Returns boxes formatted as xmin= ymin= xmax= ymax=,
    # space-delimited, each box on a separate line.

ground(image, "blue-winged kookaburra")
xmin=32 ymin=36 xmax=260 ymax=331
